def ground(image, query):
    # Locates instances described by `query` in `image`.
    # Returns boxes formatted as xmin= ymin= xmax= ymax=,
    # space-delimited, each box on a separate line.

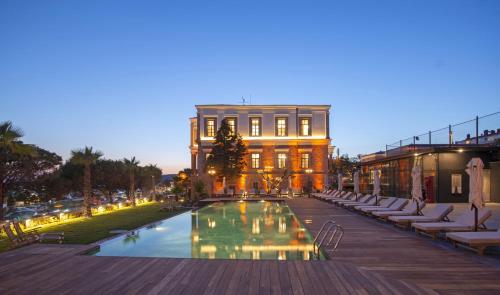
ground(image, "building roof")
xmin=195 ymin=104 xmax=331 ymax=110
xmin=360 ymin=144 xmax=500 ymax=165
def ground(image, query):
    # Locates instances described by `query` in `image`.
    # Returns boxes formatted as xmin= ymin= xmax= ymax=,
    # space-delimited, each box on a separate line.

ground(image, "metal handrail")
xmin=312 ymin=219 xmax=344 ymax=257
xmin=312 ymin=220 xmax=336 ymax=253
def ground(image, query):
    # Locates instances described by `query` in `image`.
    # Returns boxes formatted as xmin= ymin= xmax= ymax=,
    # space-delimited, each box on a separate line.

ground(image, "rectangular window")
xmin=249 ymin=117 xmax=261 ymax=137
xmin=205 ymin=118 xmax=216 ymax=137
xmin=251 ymin=153 xmax=260 ymax=169
xmin=226 ymin=118 xmax=237 ymax=134
xmin=299 ymin=117 xmax=311 ymax=136
xmin=451 ymin=173 xmax=462 ymax=194
xmin=275 ymin=117 xmax=288 ymax=137
xmin=277 ymin=153 xmax=287 ymax=169
xmin=301 ymin=153 xmax=310 ymax=169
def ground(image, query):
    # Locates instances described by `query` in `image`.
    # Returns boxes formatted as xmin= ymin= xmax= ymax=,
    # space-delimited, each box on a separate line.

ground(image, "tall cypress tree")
xmin=205 ymin=119 xmax=247 ymax=184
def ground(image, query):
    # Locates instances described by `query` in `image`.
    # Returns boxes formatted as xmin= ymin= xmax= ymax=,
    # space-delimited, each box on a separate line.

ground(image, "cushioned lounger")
xmin=388 ymin=204 xmax=453 ymax=227
xmin=334 ymin=194 xmax=370 ymax=206
xmin=330 ymin=193 xmax=359 ymax=204
xmin=354 ymin=197 xmax=396 ymax=211
xmin=446 ymin=229 xmax=500 ymax=255
xmin=412 ymin=208 xmax=492 ymax=239
xmin=325 ymin=191 xmax=353 ymax=201
xmin=343 ymin=196 xmax=377 ymax=208
xmin=361 ymin=198 xmax=407 ymax=213
xmin=372 ymin=201 xmax=425 ymax=219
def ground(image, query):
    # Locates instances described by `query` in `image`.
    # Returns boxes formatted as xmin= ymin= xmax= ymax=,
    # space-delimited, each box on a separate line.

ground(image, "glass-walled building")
xmin=359 ymin=145 xmax=500 ymax=203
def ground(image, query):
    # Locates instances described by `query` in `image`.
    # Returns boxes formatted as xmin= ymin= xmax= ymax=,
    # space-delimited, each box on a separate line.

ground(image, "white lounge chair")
xmin=412 ymin=208 xmax=492 ymax=239
xmin=359 ymin=198 xmax=407 ymax=213
xmin=354 ymin=197 xmax=396 ymax=211
xmin=329 ymin=192 xmax=355 ymax=204
xmin=388 ymin=204 xmax=453 ymax=228
xmin=372 ymin=201 xmax=425 ymax=220
xmin=334 ymin=193 xmax=369 ymax=205
xmin=324 ymin=191 xmax=353 ymax=201
xmin=446 ymin=229 xmax=500 ymax=255
xmin=342 ymin=195 xmax=376 ymax=208
xmin=317 ymin=190 xmax=339 ymax=200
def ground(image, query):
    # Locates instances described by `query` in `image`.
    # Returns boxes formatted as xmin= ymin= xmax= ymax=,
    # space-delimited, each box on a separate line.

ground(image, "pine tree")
xmin=205 ymin=119 xmax=247 ymax=184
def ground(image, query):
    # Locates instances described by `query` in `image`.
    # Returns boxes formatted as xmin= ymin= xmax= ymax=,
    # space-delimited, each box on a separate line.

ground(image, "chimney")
xmin=484 ymin=130 xmax=489 ymax=136
xmin=466 ymin=133 xmax=470 ymax=139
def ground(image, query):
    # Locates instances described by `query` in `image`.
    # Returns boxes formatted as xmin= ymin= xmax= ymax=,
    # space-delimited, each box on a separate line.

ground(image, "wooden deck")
xmin=0 ymin=198 xmax=499 ymax=294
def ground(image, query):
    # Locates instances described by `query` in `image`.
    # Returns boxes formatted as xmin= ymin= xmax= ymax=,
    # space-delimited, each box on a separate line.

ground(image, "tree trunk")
xmin=0 ymin=180 xmax=4 ymax=221
xmin=83 ymin=163 xmax=92 ymax=217
xmin=130 ymin=171 xmax=136 ymax=206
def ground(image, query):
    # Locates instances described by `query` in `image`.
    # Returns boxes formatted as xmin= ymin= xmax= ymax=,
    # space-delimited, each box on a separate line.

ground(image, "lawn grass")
xmin=0 ymin=202 xmax=187 ymax=253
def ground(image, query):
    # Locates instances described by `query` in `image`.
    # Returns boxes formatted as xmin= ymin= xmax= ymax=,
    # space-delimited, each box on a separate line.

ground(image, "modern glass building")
xmin=359 ymin=144 xmax=500 ymax=203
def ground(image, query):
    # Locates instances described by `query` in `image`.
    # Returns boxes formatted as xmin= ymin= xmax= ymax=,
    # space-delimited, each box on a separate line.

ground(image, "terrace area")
xmin=1 ymin=198 xmax=499 ymax=294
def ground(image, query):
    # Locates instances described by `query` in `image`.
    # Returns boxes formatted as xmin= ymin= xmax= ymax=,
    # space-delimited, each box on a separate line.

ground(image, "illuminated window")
xmin=205 ymin=118 xmax=216 ymax=137
xmin=301 ymin=153 xmax=310 ymax=169
xmin=226 ymin=118 xmax=237 ymax=134
xmin=251 ymin=153 xmax=260 ymax=169
xmin=277 ymin=153 xmax=287 ymax=169
xmin=275 ymin=117 xmax=287 ymax=137
xmin=250 ymin=117 xmax=261 ymax=136
xmin=300 ymin=118 xmax=311 ymax=136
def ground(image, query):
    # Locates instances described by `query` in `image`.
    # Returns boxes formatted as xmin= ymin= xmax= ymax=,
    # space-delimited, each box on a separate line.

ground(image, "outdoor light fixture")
xmin=458 ymin=149 xmax=464 ymax=153
xmin=305 ymin=169 xmax=313 ymax=174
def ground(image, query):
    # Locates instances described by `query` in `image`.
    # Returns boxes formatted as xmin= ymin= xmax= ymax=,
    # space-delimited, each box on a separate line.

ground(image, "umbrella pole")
xmin=471 ymin=203 xmax=478 ymax=232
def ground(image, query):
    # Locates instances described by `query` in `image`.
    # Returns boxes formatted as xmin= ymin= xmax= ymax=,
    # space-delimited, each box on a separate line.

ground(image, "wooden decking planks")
xmin=0 ymin=197 xmax=499 ymax=294
xmin=287 ymin=198 xmax=500 ymax=294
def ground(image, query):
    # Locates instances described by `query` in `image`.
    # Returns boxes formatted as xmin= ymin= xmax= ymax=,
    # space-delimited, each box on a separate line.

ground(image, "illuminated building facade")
xmin=189 ymin=104 xmax=332 ymax=194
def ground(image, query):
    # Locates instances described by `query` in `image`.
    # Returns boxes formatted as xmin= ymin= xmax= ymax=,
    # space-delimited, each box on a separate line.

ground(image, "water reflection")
xmin=96 ymin=201 xmax=319 ymax=260
xmin=190 ymin=201 xmax=317 ymax=260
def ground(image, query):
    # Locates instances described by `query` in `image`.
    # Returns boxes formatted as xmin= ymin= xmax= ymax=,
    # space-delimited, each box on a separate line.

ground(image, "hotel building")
xmin=189 ymin=104 xmax=332 ymax=194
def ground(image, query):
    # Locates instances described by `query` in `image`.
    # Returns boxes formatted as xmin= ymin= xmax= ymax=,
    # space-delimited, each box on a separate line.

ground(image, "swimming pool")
xmin=92 ymin=201 xmax=323 ymax=260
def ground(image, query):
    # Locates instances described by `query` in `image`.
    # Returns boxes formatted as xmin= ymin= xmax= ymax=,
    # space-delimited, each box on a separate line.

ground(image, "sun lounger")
xmin=354 ymin=197 xmax=396 ymax=211
xmin=328 ymin=192 xmax=354 ymax=203
xmin=412 ymin=208 xmax=492 ymax=239
xmin=372 ymin=201 xmax=425 ymax=220
xmin=446 ymin=229 xmax=500 ymax=255
xmin=13 ymin=222 xmax=64 ymax=244
xmin=388 ymin=204 xmax=453 ymax=228
xmin=324 ymin=191 xmax=353 ymax=201
xmin=332 ymin=193 xmax=366 ymax=205
xmin=316 ymin=190 xmax=339 ymax=200
xmin=358 ymin=197 xmax=405 ymax=213
xmin=341 ymin=195 xmax=375 ymax=208
xmin=2 ymin=223 xmax=30 ymax=248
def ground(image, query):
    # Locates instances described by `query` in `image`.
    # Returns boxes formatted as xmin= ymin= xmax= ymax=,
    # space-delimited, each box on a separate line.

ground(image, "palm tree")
xmin=70 ymin=146 xmax=103 ymax=217
xmin=0 ymin=121 xmax=36 ymax=220
xmin=143 ymin=164 xmax=160 ymax=201
xmin=124 ymin=156 xmax=140 ymax=206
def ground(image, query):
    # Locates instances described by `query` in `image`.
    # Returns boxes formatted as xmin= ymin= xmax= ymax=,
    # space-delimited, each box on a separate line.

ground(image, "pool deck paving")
xmin=0 ymin=198 xmax=499 ymax=294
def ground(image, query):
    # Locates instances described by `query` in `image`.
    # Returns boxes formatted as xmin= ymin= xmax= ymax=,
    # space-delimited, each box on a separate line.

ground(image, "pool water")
xmin=93 ymin=201 xmax=323 ymax=260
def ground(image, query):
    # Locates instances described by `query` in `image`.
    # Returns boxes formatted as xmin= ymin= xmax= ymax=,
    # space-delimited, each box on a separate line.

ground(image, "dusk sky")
xmin=1 ymin=0 xmax=499 ymax=173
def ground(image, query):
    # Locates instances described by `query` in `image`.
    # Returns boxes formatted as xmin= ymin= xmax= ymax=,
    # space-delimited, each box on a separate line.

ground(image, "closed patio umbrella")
xmin=466 ymin=157 xmax=485 ymax=231
xmin=411 ymin=166 xmax=423 ymax=214
xmin=353 ymin=171 xmax=360 ymax=201
xmin=337 ymin=173 xmax=343 ymax=192
xmin=373 ymin=170 xmax=381 ymax=204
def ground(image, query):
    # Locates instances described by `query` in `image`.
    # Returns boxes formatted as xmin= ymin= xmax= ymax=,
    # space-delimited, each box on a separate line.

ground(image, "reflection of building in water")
xmin=190 ymin=202 xmax=316 ymax=260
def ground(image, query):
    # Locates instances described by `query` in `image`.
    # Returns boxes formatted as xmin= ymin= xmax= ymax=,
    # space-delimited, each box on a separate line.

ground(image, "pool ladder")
xmin=312 ymin=219 xmax=344 ymax=258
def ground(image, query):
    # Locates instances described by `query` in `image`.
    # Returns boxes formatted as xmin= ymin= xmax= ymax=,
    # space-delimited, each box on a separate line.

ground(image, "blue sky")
xmin=1 ymin=0 xmax=499 ymax=173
